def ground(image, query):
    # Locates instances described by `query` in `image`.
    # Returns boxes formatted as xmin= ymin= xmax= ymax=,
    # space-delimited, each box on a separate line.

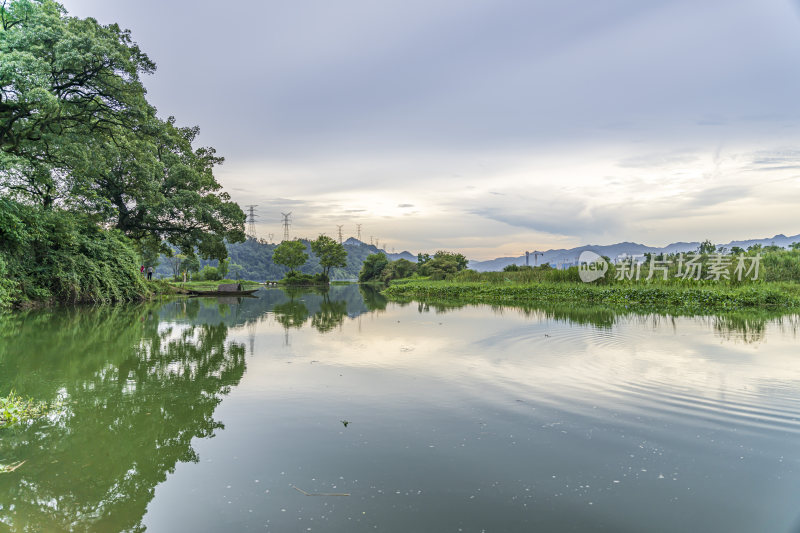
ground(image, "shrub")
xmin=196 ymin=265 xmax=222 ymax=281
xmin=0 ymin=199 xmax=148 ymax=308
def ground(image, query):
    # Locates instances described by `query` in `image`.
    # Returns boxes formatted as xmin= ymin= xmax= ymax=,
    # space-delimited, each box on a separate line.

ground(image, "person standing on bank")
xmin=147 ymin=266 xmax=153 ymax=280
xmin=140 ymin=265 xmax=145 ymax=276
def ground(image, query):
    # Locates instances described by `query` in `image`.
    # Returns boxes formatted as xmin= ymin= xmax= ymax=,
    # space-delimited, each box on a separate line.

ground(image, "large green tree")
xmin=310 ymin=235 xmax=347 ymax=278
xmin=272 ymin=240 xmax=308 ymax=273
xmin=0 ymin=0 xmax=154 ymax=206
xmin=85 ymin=117 xmax=245 ymax=259
xmin=418 ymin=250 xmax=468 ymax=278
xmin=359 ymin=252 xmax=389 ymax=282
xmin=0 ymin=0 xmax=244 ymax=261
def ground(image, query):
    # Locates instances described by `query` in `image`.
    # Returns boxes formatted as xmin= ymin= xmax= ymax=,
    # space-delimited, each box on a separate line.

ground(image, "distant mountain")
xmin=344 ymin=237 xmax=417 ymax=262
xmin=468 ymin=233 xmax=800 ymax=272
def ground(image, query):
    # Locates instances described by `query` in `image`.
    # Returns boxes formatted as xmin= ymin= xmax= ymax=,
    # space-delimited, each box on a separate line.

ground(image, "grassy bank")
xmin=383 ymin=280 xmax=800 ymax=315
xmin=167 ymin=279 xmax=262 ymax=292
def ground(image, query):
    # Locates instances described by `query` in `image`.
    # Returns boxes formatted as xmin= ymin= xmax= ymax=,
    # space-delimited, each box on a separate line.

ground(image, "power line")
xmin=281 ymin=212 xmax=292 ymax=241
xmin=245 ymin=205 xmax=258 ymax=239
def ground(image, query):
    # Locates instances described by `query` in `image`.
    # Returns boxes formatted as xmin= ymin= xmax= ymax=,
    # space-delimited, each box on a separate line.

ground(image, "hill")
xmin=155 ymin=238 xmax=417 ymax=281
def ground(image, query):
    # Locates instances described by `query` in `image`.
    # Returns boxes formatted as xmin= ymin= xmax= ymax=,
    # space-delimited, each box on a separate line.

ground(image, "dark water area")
xmin=1 ymin=285 xmax=800 ymax=532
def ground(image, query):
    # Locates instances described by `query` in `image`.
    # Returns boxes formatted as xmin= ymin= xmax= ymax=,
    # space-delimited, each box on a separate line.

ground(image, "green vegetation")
xmin=359 ymin=250 xmax=468 ymax=283
xmin=0 ymin=198 xmax=148 ymax=306
xmin=272 ymin=241 xmax=309 ymax=274
xmin=359 ymin=253 xmax=390 ymax=282
xmin=0 ymin=0 xmax=245 ymax=308
xmin=310 ymin=235 xmax=348 ymax=278
xmin=382 ymin=239 xmax=800 ymax=315
xmin=0 ymin=301 xmax=247 ymax=528
xmin=174 ymin=238 xmax=377 ymax=282
xmin=168 ymin=279 xmax=261 ymax=292
xmin=280 ymin=271 xmax=331 ymax=286
xmin=270 ymin=236 xmax=349 ymax=286
xmin=416 ymin=251 xmax=469 ymax=280
xmin=0 ymin=390 xmax=54 ymax=427
xmin=383 ymin=280 xmax=800 ymax=315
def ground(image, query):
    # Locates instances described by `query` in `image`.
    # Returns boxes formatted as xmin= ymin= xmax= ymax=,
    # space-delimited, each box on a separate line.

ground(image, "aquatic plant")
xmin=0 ymin=391 xmax=51 ymax=427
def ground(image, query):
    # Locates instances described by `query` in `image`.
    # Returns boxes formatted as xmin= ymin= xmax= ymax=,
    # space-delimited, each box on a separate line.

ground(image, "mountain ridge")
xmin=468 ymin=233 xmax=800 ymax=272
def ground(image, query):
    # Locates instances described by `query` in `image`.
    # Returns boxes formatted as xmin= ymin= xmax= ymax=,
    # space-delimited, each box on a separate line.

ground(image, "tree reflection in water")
xmin=272 ymin=286 xmax=357 ymax=335
xmin=0 ymin=304 xmax=246 ymax=532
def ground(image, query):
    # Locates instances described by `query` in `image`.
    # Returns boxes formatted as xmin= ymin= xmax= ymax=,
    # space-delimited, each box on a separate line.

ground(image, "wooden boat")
xmin=188 ymin=283 xmax=259 ymax=297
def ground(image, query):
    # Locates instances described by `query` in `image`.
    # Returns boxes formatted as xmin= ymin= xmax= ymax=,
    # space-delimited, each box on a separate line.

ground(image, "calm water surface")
xmin=1 ymin=285 xmax=800 ymax=532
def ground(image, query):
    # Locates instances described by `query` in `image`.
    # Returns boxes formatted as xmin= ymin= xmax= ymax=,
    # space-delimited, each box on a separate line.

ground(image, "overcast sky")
xmin=63 ymin=0 xmax=800 ymax=259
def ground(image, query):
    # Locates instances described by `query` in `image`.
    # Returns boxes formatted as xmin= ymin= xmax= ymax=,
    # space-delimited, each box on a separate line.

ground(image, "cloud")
xmin=682 ymin=185 xmax=752 ymax=208
xmin=617 ymin=151 xmax=700 ymax=169
xmin=747 ymin=150 xmax=800 ymax=172
xmin=397 ymin=203 xmax=414 ymax=208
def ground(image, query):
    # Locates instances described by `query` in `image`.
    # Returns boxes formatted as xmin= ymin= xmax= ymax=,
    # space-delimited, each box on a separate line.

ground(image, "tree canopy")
xmin=272 ymin=240 xmax=308 ymax=273
xmin=418 ymin=250 xmax=469 ymax=278
xmin=310 ymin=235 xmax=347 ymax=278
xmin=359 ymin=252 xmax=389 ymax=282
xmin=0 ymin=0 xmax=244 ymax=261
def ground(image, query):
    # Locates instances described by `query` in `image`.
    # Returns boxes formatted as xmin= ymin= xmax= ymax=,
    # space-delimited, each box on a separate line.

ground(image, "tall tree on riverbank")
xmin=272 ymin=240 xmax=308 ymax=274
xmin=0 ymin=0 xmax=245 ymax=261
xmin=310 ymin=235 xmax=347 ymax=279
xmin=0 ymin=0 xmax=154 ymax=206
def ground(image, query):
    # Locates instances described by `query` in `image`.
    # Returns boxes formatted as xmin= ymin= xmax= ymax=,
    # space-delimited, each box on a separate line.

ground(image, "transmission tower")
xmin=369 ymin=236 xmax=373 ymax=245
xmin=375 ymin=238 xmax=380 ymax=249
xmin=268 ymin=233 xmax=274 ymax=243
xmin=281 ymin=212 xmax=292 ymax=241
xmin=245 ymin=205 xmax=258 ymax=239
xmin=337 ymin=225 xmax=343 ymax=244
xmin=356 ymin=224 xmax=362 ymax=243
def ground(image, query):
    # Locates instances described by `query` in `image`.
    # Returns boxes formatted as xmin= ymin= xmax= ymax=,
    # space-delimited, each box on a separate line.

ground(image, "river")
xmin=1 ymin=285 xmax=799 ymax=532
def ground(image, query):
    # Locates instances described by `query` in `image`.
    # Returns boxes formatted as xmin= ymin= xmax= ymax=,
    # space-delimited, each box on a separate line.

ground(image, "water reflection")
xmin=1 ymin=286 xmax=799 ymax=532
xmin=0 ymin=305 xmax=246 ymax=532
xmin=411 ymin=299 xmax=800 ymax=343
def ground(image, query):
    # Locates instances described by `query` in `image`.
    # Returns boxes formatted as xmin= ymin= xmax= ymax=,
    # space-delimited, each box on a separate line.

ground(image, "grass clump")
xmin=0 ymin=391 xmax=54 ymax=428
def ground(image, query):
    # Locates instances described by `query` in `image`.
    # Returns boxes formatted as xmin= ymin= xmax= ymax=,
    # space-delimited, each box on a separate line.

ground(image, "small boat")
xmin=188 ymin=283 xmax=260 ymax=297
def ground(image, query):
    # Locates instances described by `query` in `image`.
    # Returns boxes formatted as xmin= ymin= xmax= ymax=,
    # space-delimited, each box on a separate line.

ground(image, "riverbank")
xmin=382 ymin=280 xmax=800 ymax=315
xmin=167 ymin=280 xmax=262 ymax=292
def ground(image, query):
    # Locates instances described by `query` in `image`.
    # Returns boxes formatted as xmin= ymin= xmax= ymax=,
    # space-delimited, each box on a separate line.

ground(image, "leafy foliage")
xmin=272 ymin=240 xmax=308 ymax=273
xmin=417 ymin=251 xmax=469 ymax=280
xmin=0 ymin=390 xmax=53 ymax=427
xmin=282 ymin=271 xmax=329 ymax=286
xmin=0 ymin=0 xmax=244 ymax=263
xmin=310 ymin=235 xmax=347 ymax=277
xmin=0 ymin=198 xmax=148 ymax=307
xmin=359 ymin=253 xmax=389 ymax=282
